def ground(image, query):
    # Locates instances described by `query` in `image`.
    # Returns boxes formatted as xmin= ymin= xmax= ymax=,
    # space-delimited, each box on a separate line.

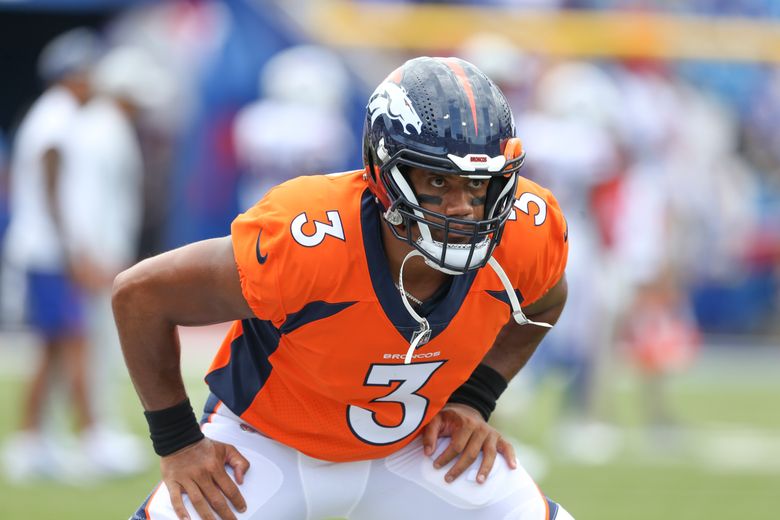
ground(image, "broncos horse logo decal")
xmin=367 ymin=82 xmax=423 ymax=135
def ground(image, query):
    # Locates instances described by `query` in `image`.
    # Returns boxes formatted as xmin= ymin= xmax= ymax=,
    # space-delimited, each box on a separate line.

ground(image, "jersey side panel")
xmin=208 ymin=321 xmax=244 ymax=372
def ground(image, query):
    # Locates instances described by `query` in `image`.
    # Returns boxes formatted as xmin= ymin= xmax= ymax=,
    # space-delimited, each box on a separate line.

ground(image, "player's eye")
xmin=429 ymin=176 xmax=446 ymax=188
xmin=468 ymin=179 xmax=486 ymax=189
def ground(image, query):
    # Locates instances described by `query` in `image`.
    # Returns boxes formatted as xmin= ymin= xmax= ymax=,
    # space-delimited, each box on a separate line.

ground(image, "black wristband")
xmin=144 ymin=398 xmax=205 ymax=457
xmin=447 ymin=363 xmax=508 ymax=421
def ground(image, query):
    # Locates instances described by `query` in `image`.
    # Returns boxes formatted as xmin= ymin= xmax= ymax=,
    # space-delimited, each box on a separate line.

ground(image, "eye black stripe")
xmin=416 ymin=194 xmax=443 ymax=205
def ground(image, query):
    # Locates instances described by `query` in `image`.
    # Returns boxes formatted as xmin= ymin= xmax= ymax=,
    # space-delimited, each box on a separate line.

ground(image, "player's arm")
xmin=113 ymin=236 xmax=254 ymax=409
xmin=112 ymin=236 xmax=254 ymax=520
xmin=482 ymin=273 xmax=568 ymax=380
xmin=421 ymin=274 xmax=568 ymax=484
xmin=42 ymin=147 xmax=63 ymax=232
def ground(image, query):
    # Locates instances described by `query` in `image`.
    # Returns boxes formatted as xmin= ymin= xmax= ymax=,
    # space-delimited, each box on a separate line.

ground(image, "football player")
xmin=116 ymin=57 xmax=573 ymax=519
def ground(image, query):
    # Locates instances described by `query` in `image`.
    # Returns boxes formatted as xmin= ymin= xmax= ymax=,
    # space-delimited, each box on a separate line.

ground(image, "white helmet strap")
xmin=398 ymin=251 xmax=552 ymax=365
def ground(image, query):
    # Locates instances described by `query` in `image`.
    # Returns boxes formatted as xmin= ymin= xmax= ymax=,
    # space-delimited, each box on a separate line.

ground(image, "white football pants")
xmin=133 ymin=406 xmax=573 ymax=520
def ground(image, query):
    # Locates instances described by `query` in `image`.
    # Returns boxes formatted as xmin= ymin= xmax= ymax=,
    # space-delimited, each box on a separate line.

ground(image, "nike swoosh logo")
xmin=255 ymin=229 xmax=268 ymax=264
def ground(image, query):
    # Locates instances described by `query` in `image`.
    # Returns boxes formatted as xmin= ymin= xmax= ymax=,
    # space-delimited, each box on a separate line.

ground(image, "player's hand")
xmin=160 ymin=437 xmax=250 ymax=520
xmin=420 ymin=403 xmax=517 ymax=484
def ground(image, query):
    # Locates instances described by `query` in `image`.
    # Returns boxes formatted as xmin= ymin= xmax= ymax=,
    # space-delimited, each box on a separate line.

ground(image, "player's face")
xmin=406 ymin=167 xmax=488 ymax=243
xmin=62 ymin=71 xmax=92 ymax=104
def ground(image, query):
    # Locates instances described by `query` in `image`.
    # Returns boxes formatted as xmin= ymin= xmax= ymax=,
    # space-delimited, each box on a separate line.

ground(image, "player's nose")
xmin=441 ymin=187 xmax=475 ymax=220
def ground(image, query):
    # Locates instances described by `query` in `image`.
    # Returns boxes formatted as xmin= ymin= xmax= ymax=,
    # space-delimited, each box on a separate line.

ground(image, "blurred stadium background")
xmin=0 ymin=0 xmax=779 ymax=519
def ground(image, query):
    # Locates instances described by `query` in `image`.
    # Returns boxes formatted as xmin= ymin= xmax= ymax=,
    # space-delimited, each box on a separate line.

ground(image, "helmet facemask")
xmin=373 ymin=142 xmax=523 ymax=275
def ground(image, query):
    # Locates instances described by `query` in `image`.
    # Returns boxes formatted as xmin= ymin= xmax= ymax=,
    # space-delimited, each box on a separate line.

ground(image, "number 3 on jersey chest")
xmin=347 ymin=361 xmax=445 ymax=446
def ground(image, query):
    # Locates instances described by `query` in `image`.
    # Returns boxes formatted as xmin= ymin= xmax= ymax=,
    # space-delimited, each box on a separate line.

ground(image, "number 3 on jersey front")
xmin=347 ymin=361 xmax=445 ymax=445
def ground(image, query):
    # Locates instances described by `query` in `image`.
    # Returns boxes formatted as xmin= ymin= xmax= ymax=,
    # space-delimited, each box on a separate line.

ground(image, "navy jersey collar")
xmin=360 ymin=190 xmax=476 ymax=343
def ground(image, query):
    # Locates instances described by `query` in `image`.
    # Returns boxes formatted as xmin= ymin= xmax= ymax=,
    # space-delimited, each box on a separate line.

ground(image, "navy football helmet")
xmin=363 ymin=56 xmax=524 ymax=274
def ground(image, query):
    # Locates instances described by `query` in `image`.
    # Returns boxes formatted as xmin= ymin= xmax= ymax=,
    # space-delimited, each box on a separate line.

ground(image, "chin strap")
xmin=398 ymin=250 xmax=431 ymax=364
xmin=487 ymin=256 xmax=553 ymax=329
xmin=397 ymin=251 xmax=552 ymax=365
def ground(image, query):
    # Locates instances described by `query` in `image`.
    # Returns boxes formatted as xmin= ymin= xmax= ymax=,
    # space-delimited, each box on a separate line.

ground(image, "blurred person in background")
xmin=519 ymin=60 xmax=707 ymax=456
xmin=115 ymin=56 xmax=573 ymax=520
xmin=605 ymin=61 xmax=770 ymax=446
xmin=103 ymin=0 xmax=295 ymax=247
xmin=56 ymin=45 xmax=176 ymax=477
xmin=0 ymin=28 xmax=102 ymax=482
xmin=232 ymin=44 xmax=355 ymax=211
xmin=514 ymin=60 xmax=626 ymax=463
xmin=102 ymin=0 xmax=231 ymax=254
xmin=488 ymin=55 xmax=708 ymax=461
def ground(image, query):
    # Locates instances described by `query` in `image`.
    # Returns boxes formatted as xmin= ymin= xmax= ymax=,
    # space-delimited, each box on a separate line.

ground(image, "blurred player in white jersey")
xmin=232 ymin=44 xmax=355 ymax=210
xmin=1 ymin=28 xmax=101 ymax=481
xmin=58 ymin=45 xmax=175 ymax=477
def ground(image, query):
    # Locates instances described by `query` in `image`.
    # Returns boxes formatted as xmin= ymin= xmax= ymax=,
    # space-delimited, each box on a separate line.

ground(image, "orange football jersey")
xmin=205 ymin=170 xmax=567 ymax=462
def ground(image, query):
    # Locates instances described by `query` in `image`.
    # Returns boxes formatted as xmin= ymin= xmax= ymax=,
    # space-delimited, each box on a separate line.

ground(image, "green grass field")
xmin=512 ymin=378 xmax=780 ymax=520
xmin=1 ymin=339 xmax=778 ymax=519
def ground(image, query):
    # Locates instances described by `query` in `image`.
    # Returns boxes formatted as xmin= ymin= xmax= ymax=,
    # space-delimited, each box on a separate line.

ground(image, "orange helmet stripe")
xmin=442 ymin=58 xmax=478 ymax=136
xmin=387 ymin=65 xmax=404 ymax=84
